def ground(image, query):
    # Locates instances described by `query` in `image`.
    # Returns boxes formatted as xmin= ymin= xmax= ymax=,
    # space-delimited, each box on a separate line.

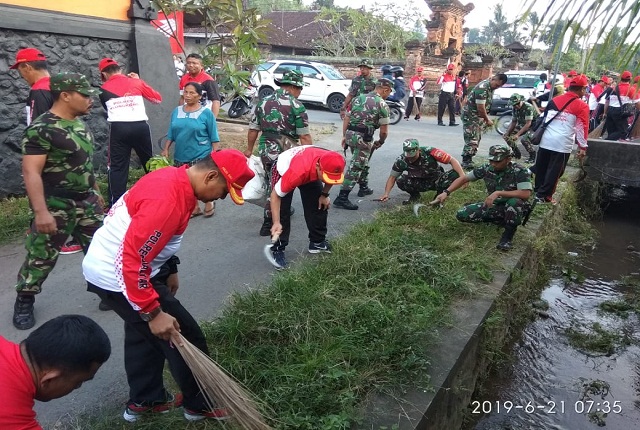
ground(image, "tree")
xmin=482 ymin=4 xmax=510 ymax=44
xmin=466 ymin=28 xmax=486 ymax=44
xmin=248 ymin=0 xmax=305 ymax=14
xmin=410 ymin=19 xmax=425 ymax=41
xmin=310 ymin=0 xmax=334 ymax=9
xmin=522 ymin=0 xmax=640 ymax=70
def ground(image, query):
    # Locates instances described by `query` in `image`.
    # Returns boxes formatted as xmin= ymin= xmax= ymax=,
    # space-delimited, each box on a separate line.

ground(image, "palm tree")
xmin=522 ymin=0 xmax=640 ymax=68
xmin=482 ymin=4 xmax=510 ymax=45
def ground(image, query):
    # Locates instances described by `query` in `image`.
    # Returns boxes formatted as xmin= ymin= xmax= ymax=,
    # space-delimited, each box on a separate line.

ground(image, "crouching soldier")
xmin=503 ymin=94 xmax=539 ymax=164
xmin=435 ymin=144 xmax=533 ymax=251
xmin=377 ymin=138 xmax=464 ymax=204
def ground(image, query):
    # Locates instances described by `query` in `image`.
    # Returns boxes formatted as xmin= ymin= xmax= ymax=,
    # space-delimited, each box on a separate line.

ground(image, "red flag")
xmin=151 ymin=11 xmax=184 ymax=55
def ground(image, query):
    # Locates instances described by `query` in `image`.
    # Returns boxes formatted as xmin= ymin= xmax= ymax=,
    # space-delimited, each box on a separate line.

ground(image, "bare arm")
xmin=378 ymin=175 xmax=398 ymax=201
xmin=211 ymin=100 xmax=220 ymax=117
xmin=435 ymin=174 xmax=471 ymax=204
xmin=449 ymin=157 xmax=465 ymax=179
xmin=161 ymin=140 xmax=173 ymax=158
xmin=299 ymin=134 xmax=312 ymax=145
xmin=23 ymin=154 xmax=57 ymax=234
xmin=245 ymin=129 xmax=259 ymax=157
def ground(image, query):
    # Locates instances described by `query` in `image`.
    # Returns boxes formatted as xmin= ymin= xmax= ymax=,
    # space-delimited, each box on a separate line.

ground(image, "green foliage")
xmin=0 ymin=197 xmax=31 ymax=245
xmin=565 ymin=321 xmax=632 ymax=356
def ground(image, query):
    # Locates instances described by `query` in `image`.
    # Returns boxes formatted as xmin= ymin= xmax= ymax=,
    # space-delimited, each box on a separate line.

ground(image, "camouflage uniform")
xmin=249 ymin=87 xmax=310 ymax=218
xmin=391 ymin=146 xmax=459 ymax=197
xmin=341 ymin=91 xmax=390 ymax=191
xmin=456 ymin=161 xmax=532 ymax=228
xmin=347 ymin=74 xmax=377 ymax=101
xmin=505 ymin=101 xmax=539 ymax=157
xmin=17 ymin=111 xmax=104 ymax=294
xmin=461 ymin=79 xmax=495 ymax=159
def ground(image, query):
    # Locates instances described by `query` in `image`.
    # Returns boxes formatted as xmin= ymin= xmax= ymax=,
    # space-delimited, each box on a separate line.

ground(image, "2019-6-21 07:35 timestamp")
xmin=470 ymin=400 xmax=623 ymax=415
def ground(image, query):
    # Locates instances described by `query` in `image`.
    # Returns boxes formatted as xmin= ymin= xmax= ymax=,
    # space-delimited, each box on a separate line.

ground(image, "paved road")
xmin=0 ymin=107 xmax=504 ymax=427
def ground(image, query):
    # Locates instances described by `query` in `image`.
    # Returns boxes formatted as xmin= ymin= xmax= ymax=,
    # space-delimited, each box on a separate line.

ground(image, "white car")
xmin=251 ymin=60 xmax=351 ymax=112
xmin=491 ymin=70 xmax=564 ymax=114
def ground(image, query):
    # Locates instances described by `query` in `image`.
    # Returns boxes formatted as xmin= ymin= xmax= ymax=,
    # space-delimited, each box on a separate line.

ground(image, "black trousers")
xmin=108 ymin=121 xmax=153 ymax=206
xmin=405 ymin=96 xmax=423 ymax=118
xmin=437 ymin=91 xmax=456 ymax=124
xmin=604 ymin=110 xmax=630 ymax=141
xmin=532 ymin=147 xmax=570 ymax=200
xmin=271 ymin=180 xmax=328 ymax=252
xmin=87 ymin=281 xmax=210 ymax=411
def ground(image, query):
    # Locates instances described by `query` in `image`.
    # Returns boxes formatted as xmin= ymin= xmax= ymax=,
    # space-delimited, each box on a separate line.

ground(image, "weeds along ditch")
xmin=469 ymin=181 xmax=640 ymax=430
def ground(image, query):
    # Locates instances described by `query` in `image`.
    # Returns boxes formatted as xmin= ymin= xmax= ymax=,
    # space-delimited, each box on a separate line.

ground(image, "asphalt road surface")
xmin=0 ymin=106 xmax=504 ymax=427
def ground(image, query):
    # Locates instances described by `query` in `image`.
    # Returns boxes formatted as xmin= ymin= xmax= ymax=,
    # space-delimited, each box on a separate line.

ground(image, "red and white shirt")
xmin=272 ymin=146 xmax=330 ymax=197
xmin=606 ymin=82 xmax=639 ymax=108
xmin=0 ymin=337 xmax=39 ymax=430
xmin=99 ymin=74 xmax=162 ymax=122
xmin=540 ymin=92 xmax=590 ymax=153
xmin=83 ymin=166 xmax=196 ymax=313
xmin=437 ymin=72 xmax=456 ymax=93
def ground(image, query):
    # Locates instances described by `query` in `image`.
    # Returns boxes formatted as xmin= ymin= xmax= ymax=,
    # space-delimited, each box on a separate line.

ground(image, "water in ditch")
xmin=470 ymin=188 xmax=640 ymax=430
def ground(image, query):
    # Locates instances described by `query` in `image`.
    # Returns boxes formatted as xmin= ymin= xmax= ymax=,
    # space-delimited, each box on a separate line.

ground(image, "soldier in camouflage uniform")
xmin=435 ymin=144 xmax=533 ymax=251
xmin=503 ymin=93 xmax=539 ymax=164
xmin=340 ymin=58 xmax=377 ymax=119
xmin=461 ymin=74 xmax=508 ymax=169
xmin=13 ymin=73 xmax=105 ymax=330
xmin=377 ymin=139 xmax=464 ymax=204
xmin=246 ymin=70 xmax=312 ymax=236
xmin=333 ymin=78 xmax=392 ymax=210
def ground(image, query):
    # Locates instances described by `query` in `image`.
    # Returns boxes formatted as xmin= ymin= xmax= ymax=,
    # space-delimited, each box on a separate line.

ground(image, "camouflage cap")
xmin=509 ymin=93 xmax=525 ymax=105
xmin=488 ymin=144 xmax=512 ymax=161
xmin=275 ymin=70 xmax=309 ymax=88
xmin=358 ymin=58 xmax=374 ymax=68
xmin=50 ymin=72 xmax=100 ymax=96
xmin=403 ymin=138 xmax=420 ymax=155
xmin=377 ymin=77 xmax=394 ymax=88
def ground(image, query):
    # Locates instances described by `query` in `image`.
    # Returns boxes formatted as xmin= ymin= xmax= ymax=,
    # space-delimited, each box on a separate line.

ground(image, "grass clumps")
xmin=565 ymin=321 xmax=632 ymax=357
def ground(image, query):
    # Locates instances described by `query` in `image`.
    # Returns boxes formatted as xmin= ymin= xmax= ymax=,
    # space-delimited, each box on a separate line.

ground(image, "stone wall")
xmin=0 ymin=30 xmax=130 ymax=197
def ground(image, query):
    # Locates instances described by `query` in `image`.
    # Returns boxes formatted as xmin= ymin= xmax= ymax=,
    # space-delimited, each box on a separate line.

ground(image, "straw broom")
xmin=175 ymin=333 xmax=273 ymax=430
xmin=588 ymin=120 xmax=605 ymax=138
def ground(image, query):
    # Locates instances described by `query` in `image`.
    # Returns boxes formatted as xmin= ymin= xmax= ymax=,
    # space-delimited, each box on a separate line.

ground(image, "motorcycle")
xmin=227 ymin=84 xmax=257 ymax=118
xmin=386 ymin=99 xmax=405 ymax=125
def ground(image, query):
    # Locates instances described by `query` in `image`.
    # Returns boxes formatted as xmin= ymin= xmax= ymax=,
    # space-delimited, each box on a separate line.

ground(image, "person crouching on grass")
xmin=82 ymin=149 xmax=254 ymax=423
xmin=266 ymin=146 xmax=345 ymax=270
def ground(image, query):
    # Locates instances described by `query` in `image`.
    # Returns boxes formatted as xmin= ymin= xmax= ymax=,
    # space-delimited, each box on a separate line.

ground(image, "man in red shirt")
xmin=83 ymin=149 xmax=254 ymax=423
xmin=603 ymin=70 xmax=640 ymax=140
xmin=179 ymin=53 xmax=221 ymax=116
xmin=436 ymin=63 xmax=459 ymax=126
xmin=99 ymin=57 xmax=163 ymax=207
xmin=10 ymin=48 xmax=53 ymax=126
xmin=564 ymin=70 xmax=577 ymax=89
xmin=267 ymin=146 xmax=345 ymax=269
xmin=0 ymin=314 xmax=111 ymax=430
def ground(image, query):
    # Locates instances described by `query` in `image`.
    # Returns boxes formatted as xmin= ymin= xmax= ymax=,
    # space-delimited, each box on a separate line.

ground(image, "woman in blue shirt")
xmin=162 ymin=82 xmax=220 ymax=217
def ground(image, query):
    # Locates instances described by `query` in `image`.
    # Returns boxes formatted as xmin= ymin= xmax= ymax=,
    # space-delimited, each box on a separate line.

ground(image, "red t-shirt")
xmin=0 ymin=337 xmax=40 ymax=430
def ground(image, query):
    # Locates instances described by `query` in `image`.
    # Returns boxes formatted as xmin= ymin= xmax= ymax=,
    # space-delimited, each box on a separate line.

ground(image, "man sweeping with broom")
xmin=82 ymin=149 xmax=255 ymax=423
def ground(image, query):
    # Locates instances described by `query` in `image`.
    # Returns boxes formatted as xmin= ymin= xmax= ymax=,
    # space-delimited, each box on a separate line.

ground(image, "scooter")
xmin=228 ymin=84 xmax=257 ymax=118
xmin=386 ymin=99 xmax=405 ymax=125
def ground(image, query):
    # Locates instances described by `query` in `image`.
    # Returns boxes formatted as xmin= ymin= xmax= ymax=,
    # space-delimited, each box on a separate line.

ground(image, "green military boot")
xmin=333 ymin=190 xmax=359 ymax=210
xmin=357 ymin=183 xmax=374 ymax=197
xmin=496 ymin=226 xmax=517 ymax=251
xmin=526 ymin=151 xmax=536 ymax=164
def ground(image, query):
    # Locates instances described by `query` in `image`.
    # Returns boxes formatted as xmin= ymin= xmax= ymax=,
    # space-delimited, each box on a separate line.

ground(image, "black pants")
xmin=405 ymin=96 xmax=423 ymax=119
xmin=437 ymin=91 xmax=456 ymax=124
xmin=108 ymin=121 xmax=153 ymax=206
xmin=532 ymin=147 xmax=570 ymax=200
xmin=87 ymin=281 xmax=210 ymax=411
xmin=605 ymin=110 xmax=630 ymax=141
xmin=271 ymin=180 xmax=327 ymax=252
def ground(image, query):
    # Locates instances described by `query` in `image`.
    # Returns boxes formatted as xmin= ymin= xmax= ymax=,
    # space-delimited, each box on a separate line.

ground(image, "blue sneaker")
xmin=263 ymin=245 xmax=288 ymax=270
xmin=308 ymin=241 xmax=332 ymax=254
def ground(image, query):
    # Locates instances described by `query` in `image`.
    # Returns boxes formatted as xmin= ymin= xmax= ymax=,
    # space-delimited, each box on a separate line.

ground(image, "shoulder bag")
xmin=613 ymin=89 xmax=635 ymax=119
xmin=530 ymin=97 xmax=579 ymax=145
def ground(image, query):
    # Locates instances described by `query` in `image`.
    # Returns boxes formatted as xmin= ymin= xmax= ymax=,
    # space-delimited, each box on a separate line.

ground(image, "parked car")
xmin=490 ymin=70 xmax=563 ymax=115
xmin=251 ymin=60 xmax=351 ymax=113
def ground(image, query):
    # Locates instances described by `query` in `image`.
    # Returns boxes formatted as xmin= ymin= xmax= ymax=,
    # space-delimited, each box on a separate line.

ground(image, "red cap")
xmin=600 ymin=75 xmax=611 ymax=84
xmin=210 ymin=149 xmax=255 ymax=205
xmin=318 ymin=152 xmax=345 ymax=185
xmin=10 ymin=48 xmax=46 ymax=69
xmin=98 ymin=58 xmax=119 ymax=72
xmin=447 ymin=64 xmax=455 ymax=70
xmin=621 ymin=70 xmax=632 ymax=80
xmin=568 ymin=70 xmax=577 ymax=77
xmin=570 ymin=74 xmax=588 ymax=87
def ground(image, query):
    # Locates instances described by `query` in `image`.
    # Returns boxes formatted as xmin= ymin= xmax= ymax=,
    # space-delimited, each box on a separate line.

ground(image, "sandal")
xmin=190 ymin=209 xmax=203 ymax=219
xmin=203 ymin=202 xmax=215 ymax=218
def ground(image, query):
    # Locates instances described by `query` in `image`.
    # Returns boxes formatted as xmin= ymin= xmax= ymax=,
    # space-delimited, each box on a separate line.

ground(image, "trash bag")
xmin=146 ymin=155 xmax=172 ymax=172
xmin=243 ymin=155 xmax=268 ymax=206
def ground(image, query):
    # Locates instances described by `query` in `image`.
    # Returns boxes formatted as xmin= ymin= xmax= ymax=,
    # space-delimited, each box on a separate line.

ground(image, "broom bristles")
xmin=589 ymin=121 xmax=605 ymax=138
xmin=176 ymin=333 xmax=273 ymax=430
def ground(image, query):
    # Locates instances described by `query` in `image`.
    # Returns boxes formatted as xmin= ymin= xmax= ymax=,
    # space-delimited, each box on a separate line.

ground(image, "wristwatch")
xmin=139 ymin=306 xmax=162 ymax=322
xmin=320 ymin=191 xmax=330 ymax=197
xmin=444 ymin=189 xmax=452 ymax=196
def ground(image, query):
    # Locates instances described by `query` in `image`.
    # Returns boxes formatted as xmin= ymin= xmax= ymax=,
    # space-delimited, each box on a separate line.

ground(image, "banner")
xmin=151 ymin=11 xmax=184 ymax=55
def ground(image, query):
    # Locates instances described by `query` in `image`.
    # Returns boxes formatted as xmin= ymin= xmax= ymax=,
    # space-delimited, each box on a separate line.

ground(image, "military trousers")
xmin=456 ymin=197 xmax=527 ymax=228
xmin=461 ymin=112 xmax=484 ymax=157
xmin=397 ymin=169 xmax=459 ymax=196
xmin=506 ymin=127 xmax=536 ymax=154
xmin=341 ymin=130 xmax=374 ymax=191
xmin=16 ymin=194 xmax=103 ymax=294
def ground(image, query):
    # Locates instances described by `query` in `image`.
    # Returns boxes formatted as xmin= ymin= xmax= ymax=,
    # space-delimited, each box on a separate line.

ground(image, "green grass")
xmin=565 ymin=322 xmax=632 ymax=356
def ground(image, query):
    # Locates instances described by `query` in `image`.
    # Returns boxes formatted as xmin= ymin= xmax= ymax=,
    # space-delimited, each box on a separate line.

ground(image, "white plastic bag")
xmin=243 ymin=155 xmax=268 ymax=206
